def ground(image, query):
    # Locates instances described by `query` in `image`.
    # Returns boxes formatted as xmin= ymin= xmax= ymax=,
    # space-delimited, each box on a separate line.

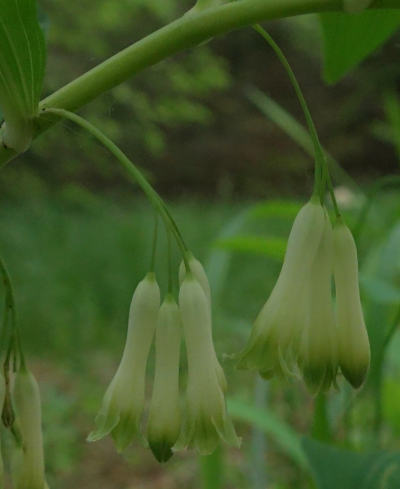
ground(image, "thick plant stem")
xmin=44 ymin=108 xmax=190 ymax=269
xmin=1 ymin=0 xmax=398 ymax=169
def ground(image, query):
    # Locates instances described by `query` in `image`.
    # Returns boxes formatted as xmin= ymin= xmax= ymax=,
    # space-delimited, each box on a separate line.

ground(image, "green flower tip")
xmin=87 ymin=409 xmax=120 ymax=443
xmin=149 ymin=439 xmax=174 ymax=463
xmin=302 ymin=363 xmax=338 ymax=395
xmin=341 ymin=362 xmax=369 ymax=389
xmin=111 ymin=413 xmax=139 ymax=452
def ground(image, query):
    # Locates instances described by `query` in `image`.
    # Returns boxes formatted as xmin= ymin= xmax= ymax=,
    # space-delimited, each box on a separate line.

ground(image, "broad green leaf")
xmin=320 ymin=11 xmax=400 ymax=84
xmin=0 ymin=0 xmax=46 ymax=151
xmin=303 ymin=438 xmax=400 ymax=489
xmin=214 ymin=235 xmax=286 ymax=261
xmin=228 ymin=398 xmax=307 ymax=468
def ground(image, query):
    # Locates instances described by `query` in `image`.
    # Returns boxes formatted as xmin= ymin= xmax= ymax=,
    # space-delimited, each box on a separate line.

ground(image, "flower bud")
xmin=297 ymin=214 xmax=338 ymax=394
xmin=12 ymin=368 xmax=46 ymax=489
xmin=147 ymin=296 xmax=182 ymax=463
xmin=176 ymin=275 xmax=240 ymax=455
xmin=333 ymin=222 xmax=370 ymax=388
xmin=179 ymin=253 xmax=227 ymax=392
xmin=237 ymin=200 xmax=326 ymax=378
xmin=88 ymin=272 xmax=160 ymax=451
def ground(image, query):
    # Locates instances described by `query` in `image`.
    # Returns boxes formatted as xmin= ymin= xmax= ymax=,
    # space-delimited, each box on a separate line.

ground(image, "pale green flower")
xmin=11 ymin=368 xmax=47 ymax=489
xmin=88 ymin=272 xmax=160 ymax=451
xmin=147 ymin=295 xmax=182 ymax=462
xmin=297 ymin=213 xmax=338 ymax=394
xmin=179 ymin=253 xmax=227 ymax=392
xmin=333 ymin=222 xmax=370 ymax=388
xmin=237 ymin=200 xmax=326 ymax=378
xmin=176 ymin=275 xmax=240 ymax=455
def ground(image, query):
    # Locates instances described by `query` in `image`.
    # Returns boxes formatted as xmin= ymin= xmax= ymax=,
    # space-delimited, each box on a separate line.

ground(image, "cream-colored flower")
xmin=11 ymin=368 xmax=47 ymax=489
xmin=237 ymin=200 xmax=326 ymax=378
xmin=176 ymin=275 xmax=239 ymax=455
xmin=297 ymin=213 xmax=338 ymax=394
xmin=147 ymin=296 xmax=182 ymax=462
xmin=333 ymin=222 xmax=370 ymax=388
xmin=88 ymin=273 xmax=160 ymax=451
xmin=179 ymin=253 xmax=227 ymax=392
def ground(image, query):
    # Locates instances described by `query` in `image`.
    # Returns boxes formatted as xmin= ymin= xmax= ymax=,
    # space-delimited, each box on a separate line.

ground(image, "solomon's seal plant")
xmin=0 ymin=0 xmax=393 ymax=484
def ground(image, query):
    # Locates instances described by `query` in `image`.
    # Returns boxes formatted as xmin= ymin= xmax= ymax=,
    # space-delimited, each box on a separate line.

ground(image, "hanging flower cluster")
xmin=237 ymin=198 xmax=370 ymax=394
xmin=89 ymin=255 xmax=239 ymax=462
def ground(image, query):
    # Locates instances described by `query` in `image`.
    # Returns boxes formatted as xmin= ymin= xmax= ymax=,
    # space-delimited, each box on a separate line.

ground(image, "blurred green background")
xmin=1 ymin=1 xmax=400 ymax=488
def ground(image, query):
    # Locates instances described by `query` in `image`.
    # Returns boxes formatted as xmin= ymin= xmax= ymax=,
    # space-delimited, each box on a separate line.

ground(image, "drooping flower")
xmin=88 ymin=273 xmax=160 ymax=451
xmin=147 ymin=295 xmax=182 ymax=462
xmin=297 ymin=212 xmax=338 ymax=394
xmin=11 ymin=368 xmax=47 ymax=489
xmin=237 ymin=199 xmax=326 ymax=378
xmin=179 ymin=253 xmax=227 ymax=392
xmin=333 ymin=221 xmax=370 ymax=388
xmin=176 ymin=274 xmax=240 ymax=455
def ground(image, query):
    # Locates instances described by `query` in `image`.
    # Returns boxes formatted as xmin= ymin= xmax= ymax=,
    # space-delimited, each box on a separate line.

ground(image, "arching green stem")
xmin=43 ymin=108 xmax=190 ymax=270
xmin=253 ymin=25 xmax=340 ymax=217
xmin=1 ymin=0 xmax=398 ymax=169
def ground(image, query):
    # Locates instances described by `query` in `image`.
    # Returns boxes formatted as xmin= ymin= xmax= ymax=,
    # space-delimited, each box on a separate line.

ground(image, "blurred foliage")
xmin=1 ymin=2 xmax=400 ymax=488
xmin=1 ymin=1 xmax=398 ymax=200
xmin=0 ymin=182 xmax=400 ymax=487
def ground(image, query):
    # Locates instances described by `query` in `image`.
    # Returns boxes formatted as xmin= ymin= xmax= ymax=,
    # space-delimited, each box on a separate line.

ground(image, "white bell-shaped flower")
xmin=179 ymin=253 xmax=227 ymax=392
xmin=88 ymin=273 xmax=160 ymax=451
xmin=333 ymin=222 xmax=370 ymax=388
xmin=237 ymin=200 xmax=326 ymax=378
xmin=12 ymin=368 xmax=47 ymax=489
xmin=177 ymin=274 xmax=240 ymax=455
xmin=147 ymin=295 xmax=182 ymax=462
xmin=297 ymin=213 xmax=338 ymax=394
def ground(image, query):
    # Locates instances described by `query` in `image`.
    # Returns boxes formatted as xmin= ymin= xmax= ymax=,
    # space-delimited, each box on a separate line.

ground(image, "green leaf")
xmin=303 ymin=438 xmax=400 ymax=489
xmin=0 ymin=0 xmax=46 ymax=150
xmin=214 ymin=235 xmax=286 ymax=261
xmin=228 ymin=398 xmax=307 ymax=469
xmin=320 ymin=11 xmax=400 ymax=84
